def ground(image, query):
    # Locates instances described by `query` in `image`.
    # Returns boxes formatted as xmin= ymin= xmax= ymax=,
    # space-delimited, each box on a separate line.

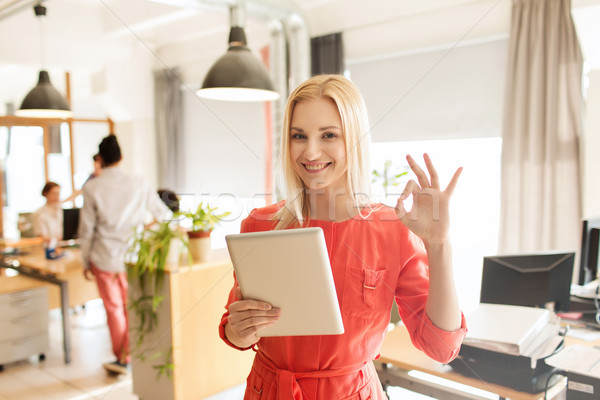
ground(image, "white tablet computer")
xmin=225 ymin=227 xmax=344 ymax=337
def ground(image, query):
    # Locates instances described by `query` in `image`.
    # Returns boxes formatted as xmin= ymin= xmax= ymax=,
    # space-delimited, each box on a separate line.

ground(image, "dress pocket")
xmin=244 ymin=368 xmax=267 ymax=399
xmin=342 ymin=266 xmax=393 ymax=319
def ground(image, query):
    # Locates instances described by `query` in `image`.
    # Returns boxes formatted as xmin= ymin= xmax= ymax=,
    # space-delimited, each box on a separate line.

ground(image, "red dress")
xmin=219 ymin=202 xmax=467 ymax=400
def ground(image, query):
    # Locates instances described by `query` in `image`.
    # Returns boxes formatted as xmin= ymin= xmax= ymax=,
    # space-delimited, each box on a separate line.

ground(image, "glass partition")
xmin=0 ymin=117 xmax=113 ymax=240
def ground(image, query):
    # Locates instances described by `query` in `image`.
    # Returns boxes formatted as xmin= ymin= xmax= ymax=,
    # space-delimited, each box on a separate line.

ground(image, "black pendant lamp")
xmin=16 ymin=4 xmax=73 ymax=119
xmin=197 ymin=2 xmax=279 ymax=102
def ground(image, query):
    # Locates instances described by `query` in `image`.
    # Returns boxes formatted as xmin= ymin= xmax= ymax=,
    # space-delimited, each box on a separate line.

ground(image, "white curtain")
xmin=154 ymin=68 xmax=184 ymax=191
xmin=499 ymin=0 xmax=584 ymax=254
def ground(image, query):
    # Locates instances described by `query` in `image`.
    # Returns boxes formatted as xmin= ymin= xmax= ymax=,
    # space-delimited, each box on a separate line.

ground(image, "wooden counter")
xmin=130 ymin=249 xmax=254 ymax=400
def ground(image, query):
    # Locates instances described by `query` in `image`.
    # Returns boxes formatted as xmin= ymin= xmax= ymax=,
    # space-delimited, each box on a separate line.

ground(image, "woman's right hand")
xmin=225 ymin=287 xmax=281 ymax=349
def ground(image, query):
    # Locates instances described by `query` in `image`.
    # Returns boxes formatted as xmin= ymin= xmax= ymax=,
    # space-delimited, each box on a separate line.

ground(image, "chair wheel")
xmin=39 ymin=353 xmax=46 ymax=361
xmin=0 ymin=365 xmax=4 ymax=372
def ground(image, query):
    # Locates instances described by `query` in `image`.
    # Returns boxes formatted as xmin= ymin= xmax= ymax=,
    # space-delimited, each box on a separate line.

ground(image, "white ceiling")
xmin=0 ymin=0 xmax=599 ymax=111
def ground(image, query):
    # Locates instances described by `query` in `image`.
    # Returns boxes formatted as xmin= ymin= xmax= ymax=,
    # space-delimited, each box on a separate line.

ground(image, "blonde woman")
xmin=220 ymin=75 xmax=467 ymax=399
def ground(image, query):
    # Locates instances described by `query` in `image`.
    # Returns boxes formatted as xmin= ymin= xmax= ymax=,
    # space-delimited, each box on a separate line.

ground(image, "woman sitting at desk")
xmin=32 ymin=181 xmax=63 ymax=242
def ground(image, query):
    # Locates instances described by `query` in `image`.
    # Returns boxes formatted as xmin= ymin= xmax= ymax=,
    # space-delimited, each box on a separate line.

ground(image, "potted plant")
xmin=180 ymin=202 xmax=230 ymax=263
xmin=125 ymin=221 xmax=188 ymax=380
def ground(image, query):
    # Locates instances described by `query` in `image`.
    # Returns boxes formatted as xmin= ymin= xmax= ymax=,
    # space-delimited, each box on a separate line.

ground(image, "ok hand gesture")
xmin=395 ymin=154 xmax=462 ymax=246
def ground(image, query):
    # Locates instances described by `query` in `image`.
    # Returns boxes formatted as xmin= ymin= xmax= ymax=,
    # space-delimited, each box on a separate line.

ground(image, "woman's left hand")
xmin=395 ymin=153 xmax=462 ymax=245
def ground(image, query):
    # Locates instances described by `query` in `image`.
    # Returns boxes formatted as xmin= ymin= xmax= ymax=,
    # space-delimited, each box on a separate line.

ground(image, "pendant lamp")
xmin=16 ymin=4 xmax=73 ymax=119
xmin=197 ymin=1 xmax=279 ymax=102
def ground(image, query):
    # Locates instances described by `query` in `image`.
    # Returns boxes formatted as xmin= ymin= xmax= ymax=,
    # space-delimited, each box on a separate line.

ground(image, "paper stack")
xmin=464 ymin=303 xmax=558 ymax=357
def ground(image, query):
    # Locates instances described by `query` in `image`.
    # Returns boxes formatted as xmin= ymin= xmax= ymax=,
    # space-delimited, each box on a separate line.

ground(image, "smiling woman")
xmin=275 ymin=75 xmax=373 ymax=229
xmin=220 ymin=74 xmax=467 ymax=400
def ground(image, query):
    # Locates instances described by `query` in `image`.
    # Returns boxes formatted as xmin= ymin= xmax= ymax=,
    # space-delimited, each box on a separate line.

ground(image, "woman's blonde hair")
xmin=274 ymin=74 xmax=372 ymax=229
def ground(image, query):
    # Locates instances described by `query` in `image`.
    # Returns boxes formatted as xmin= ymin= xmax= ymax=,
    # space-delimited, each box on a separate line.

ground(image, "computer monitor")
xmin=480 ymin=251 xmax=575 ymax=312
xmin=578 ymin=218 xmax=600 ymax=285
xmin=63 ymin=208 xmax=80 ymax=241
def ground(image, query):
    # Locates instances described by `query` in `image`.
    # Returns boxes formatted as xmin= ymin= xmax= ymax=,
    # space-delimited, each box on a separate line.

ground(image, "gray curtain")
xmin=499 ymin=0 xmax=584 ymax=254
xmin=311 ymin=32 xmax=344 ymax=76
xmin=154 ymin=68 xmax=184 ymax=191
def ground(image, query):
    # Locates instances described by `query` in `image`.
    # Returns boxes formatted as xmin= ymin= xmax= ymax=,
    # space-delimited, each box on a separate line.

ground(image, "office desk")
xmin=376 ymin=325 xmax=568 ymax=400
xmin=0 ymin=248 xmax=99 ymax=364
xmin=12 ymin=248 xmax=99 ymax=308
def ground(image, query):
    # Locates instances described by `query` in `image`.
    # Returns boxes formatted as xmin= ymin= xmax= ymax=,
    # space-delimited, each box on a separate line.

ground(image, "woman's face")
xmin=289 ymin=97 xmax=347 ymax=192
xmin=45 ymin=186 xmax=61 ymax=205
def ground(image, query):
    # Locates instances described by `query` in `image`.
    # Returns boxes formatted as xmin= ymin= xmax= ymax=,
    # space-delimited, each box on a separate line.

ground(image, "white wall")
xmin=349 ymin=39 xmax=508 ymax=142
xmin=91 ymin=43 xmax=159 ymax=189
xmin=180 ymin=90 xmax=267 ymax=199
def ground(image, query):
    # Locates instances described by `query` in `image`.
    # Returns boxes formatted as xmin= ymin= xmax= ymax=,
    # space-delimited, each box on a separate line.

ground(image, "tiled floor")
xmin=0 ymin=300 xmax=245 ymax=400
xmin=0 ymin=300 xmax=136 ymax=400
xmin=0 ymin=300 xmax=433 ymax=400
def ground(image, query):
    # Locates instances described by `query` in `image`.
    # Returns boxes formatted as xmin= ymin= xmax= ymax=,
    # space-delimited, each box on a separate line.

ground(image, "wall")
xmin=91 ymin=43 xmax=159 ymax=189
xmin=180 ymin=90 xmax=267 ymax=200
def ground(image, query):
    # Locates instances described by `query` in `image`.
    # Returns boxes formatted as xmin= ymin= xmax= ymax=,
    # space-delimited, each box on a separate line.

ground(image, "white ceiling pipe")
xmin=229 ymin=0 xmax=245 ymax=28
xmin=269 ymin=17 xmax=287 ymax=200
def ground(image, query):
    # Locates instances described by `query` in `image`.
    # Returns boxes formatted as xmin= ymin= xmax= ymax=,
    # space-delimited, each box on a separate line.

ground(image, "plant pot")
xmin=187 ymin=230 xmax=212 ymax=263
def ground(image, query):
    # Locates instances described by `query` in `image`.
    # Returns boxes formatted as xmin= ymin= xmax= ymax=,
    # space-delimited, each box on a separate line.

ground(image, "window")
xmin=371 ymin=137 xmax=502 ymax=311
xmin=1 ymin=126 xmax=46 ymax=239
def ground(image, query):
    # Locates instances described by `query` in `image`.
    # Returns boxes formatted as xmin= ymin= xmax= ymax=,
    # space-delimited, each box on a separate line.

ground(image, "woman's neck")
xmin=306 ymin=188 xmax=357 ymax=222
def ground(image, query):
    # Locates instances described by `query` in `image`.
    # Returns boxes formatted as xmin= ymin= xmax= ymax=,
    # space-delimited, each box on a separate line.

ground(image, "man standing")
xmin=79 ymin=134 xmax=171 ymax=374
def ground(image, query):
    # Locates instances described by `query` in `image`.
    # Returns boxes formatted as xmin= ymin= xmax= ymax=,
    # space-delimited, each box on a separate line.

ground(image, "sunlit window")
xmin=371 ymin=137 xmax=502 ymax=312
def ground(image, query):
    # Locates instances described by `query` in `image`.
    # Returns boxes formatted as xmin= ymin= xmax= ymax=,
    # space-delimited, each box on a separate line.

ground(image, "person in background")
xmin=79 ymin=134 xmax=171 ymax=375
xmin=32 ymin=181 xmax=63 ymax=242
xmin=157 ymin=189 xmax=180 ymax=213
xmin=220 ymin=75 xmax=467 ymax=399
xmin=144 ymin=189 xmax=180 ymax=230
xmin=62 ymin=153 xmax=105 ymax=205
xmin=83 ymin=153 xmax=104 ymax=185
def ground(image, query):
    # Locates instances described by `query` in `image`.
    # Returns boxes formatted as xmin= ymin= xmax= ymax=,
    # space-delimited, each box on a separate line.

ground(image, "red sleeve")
xmin=395 ymin=229 xmax=467 ymax=364
xmin=218 ymin=210 xmax=258 ymax=351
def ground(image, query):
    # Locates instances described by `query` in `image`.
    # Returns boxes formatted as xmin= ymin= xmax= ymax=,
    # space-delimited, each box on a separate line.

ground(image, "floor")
xmin=0 ymin=300 xmax=433 ymax=400
xmin=0 ymin=300 xmax=247 ymax=400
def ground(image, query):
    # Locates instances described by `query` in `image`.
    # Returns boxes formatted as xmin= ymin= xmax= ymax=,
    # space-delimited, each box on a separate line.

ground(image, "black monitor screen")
xmin=578 ymin=218 xmax=600 ymax=285
xmin=480 ymin=251 xmax=575 ymax=312
xmin=63 ymin=208 xmax=80 ymax=241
